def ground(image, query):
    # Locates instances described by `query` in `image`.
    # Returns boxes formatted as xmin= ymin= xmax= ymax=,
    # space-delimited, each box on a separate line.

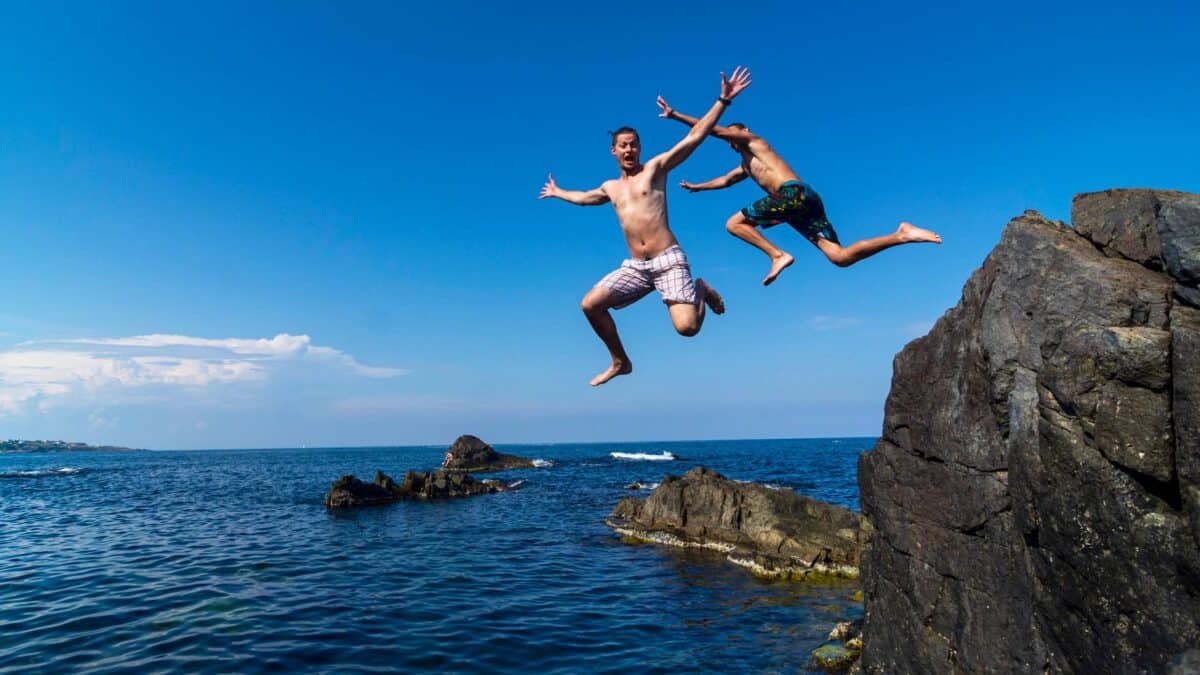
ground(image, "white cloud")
xmin=304 ymin=345 xmax=405 ymax=378
xmin=50 ymin=333 xmax=403 ymax=378
xmin=808 ymin=315 xmax=863 ymax=331
xmin=61 ymin=334 xmax=310 ymax=355
xmin=0 ymin=333 xmax=405 ymax=416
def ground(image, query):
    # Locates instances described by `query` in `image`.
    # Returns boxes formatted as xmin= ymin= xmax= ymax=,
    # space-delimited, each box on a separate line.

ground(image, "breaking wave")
xmin=0 ymin=467 xmax=86 ymax=479
xmin=610 ymin=451 xmax=677 ymax=461
xmin=734 ymin=478 xmax=788 ymax=491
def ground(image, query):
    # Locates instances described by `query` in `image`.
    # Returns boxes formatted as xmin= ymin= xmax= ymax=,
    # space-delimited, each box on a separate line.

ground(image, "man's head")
xmin=727 ymin=123 xmax=750 ymax=151
xmin=609 ymin=126 xmax=641 ymax=171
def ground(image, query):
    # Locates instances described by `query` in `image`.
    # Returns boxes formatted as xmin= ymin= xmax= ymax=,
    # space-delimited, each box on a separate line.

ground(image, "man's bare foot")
xmin=897 ymin=222 xmax=942 ymax=244
xmin=763 ymin=252 xmax=794 ymax=286
xmin=697 ymin=278 xmax=725 ymax=315
xmin=590 ymin=360 xmax=632 ymax=387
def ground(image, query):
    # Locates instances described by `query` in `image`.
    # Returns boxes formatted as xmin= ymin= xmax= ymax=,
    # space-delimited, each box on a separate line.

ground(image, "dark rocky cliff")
xmin=858 ymin=189 xmax=1200 ymax=673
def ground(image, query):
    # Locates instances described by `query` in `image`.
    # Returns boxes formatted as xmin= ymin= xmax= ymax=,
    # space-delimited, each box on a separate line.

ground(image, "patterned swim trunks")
xmin=595 ymin=245 xmax=697 ymax=309
xmin=741 ymin=180 xmax=840 ymax=246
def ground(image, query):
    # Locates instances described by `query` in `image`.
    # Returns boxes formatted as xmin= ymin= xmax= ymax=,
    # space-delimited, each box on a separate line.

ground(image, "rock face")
xmin=325 ymin=469 xmax=514 ymax=507
xmin=858 ymin=189 xmax=1200 ymax=673
xmin=608 ymin=467 xmax=869 ymax=578
xmin=441 ymin=435 xmax=535 ymax=472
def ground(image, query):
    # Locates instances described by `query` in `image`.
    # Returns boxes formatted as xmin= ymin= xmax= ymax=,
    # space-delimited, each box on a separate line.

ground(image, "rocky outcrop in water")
xmin=812 ymin=618 xmax=865 ymax=672
xmin=857 ymin=189 xmax=1200 ymax=673
xmin=441 ymin=435 xmax=535 ymax=472
xmin=325 ymin=469 xmax=517 ymax=507
xmin=608 ymin=466 xmax=869 ymax=578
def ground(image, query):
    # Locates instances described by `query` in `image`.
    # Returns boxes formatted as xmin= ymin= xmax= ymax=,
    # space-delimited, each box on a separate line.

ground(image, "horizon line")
xmin=139 ymin=432 xmax=881 ymax=452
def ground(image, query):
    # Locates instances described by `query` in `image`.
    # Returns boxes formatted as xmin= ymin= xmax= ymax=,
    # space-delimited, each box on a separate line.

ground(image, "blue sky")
xmin=1 ymin=1 xmax=1196 ymax=449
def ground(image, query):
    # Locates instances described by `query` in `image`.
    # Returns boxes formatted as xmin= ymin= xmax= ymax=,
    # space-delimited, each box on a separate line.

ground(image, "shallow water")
xmin=0 ymin=437 xmax=869 ymax=673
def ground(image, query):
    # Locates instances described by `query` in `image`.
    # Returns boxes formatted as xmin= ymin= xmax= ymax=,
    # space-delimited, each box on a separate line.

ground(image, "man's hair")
xmin=609 ymin=126 xmax=640 ymax=147
xmin=728 ymin=122 xmax=747 ymax=130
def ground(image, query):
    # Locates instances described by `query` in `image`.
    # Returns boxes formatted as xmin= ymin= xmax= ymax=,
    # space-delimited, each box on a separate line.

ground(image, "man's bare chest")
xmin=610 ymin=181 xmax=664 ymax=210
xmin=745 ymin=155 xmax=774 ymax=178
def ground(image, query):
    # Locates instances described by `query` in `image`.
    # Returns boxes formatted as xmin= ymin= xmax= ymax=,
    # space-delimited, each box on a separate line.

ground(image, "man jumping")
xmin=540 ymin=67 xmax=752 ymax=386
xmin=657 ymin=98 xmax=941 ymax=286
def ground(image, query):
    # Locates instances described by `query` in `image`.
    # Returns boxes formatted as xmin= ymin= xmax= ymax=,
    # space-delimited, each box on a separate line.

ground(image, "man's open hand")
xmin=720 ymin=66 xmax=752 ymax=101
xmin=538 ymin=173 xmax=559 ymax=199
xmin=656 ymin=95 xmax=674 ymax=119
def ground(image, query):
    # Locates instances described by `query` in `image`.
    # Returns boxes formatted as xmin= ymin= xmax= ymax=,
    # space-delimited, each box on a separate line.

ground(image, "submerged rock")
xmin=325 ymin=469 xmax=516 ymax=507
xmin=814 ymin=615 xmax=866 ymax=671
xmin=441 ymin=434 xmax=535 ymax=472
xmin=812 ymin=643 xmax=859 ymax=672
xmin=858 ymin=189 xmax=1200 ymax=673
xmin=607 ymin=466 xmax=869 ymax=579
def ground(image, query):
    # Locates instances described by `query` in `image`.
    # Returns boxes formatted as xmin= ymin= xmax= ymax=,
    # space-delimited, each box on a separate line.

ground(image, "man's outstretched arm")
xmin=538 ymin=173 xmax=609 ymax=205
xmin=679 ymin=166 xmax=748 ymax=192
xmin=657 ymin=97 xmax=757 ymax=144
xmin=652 ymin=66 xmax=752 ymax=172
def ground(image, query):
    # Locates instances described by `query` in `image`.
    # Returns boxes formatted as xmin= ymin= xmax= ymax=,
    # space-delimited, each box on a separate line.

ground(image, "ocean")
xmin=0 ymin=437 xmax=869 ymax=673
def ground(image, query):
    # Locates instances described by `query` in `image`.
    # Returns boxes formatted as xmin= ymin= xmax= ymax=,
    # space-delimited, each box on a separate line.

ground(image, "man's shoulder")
xmin=642 ymin=154 xmax=674 ymax=176
xmin=747 ymin=134 xmax=772 ymax=150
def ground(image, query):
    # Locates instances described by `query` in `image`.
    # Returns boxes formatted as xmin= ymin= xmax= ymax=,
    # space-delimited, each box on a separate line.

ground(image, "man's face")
xmin=611 ymin=133 xmax=641 ymax=170
xmin=728 ymin=127 xmax=749 ymax=153
xmin=720 ymin=124 xmax=748 ymax=152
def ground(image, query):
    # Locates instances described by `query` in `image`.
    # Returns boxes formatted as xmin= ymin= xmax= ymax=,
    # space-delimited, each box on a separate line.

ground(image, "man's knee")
xmin=673 ymin=316 xmax=701 ymax=337
xmin=726 ymin=213 xmax=751 ymax=234
xmin=822 ymin=244 xmax=854 ymax=268
xmin=581 ymin=293 xmax=603 ymax=314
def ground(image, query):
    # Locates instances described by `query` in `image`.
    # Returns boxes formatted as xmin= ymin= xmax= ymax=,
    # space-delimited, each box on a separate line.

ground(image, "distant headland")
xmin=0 ymin=440 xmax=142 ymax=453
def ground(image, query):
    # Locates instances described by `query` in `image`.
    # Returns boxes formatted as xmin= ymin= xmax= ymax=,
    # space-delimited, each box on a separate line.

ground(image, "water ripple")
xmin=0 ymin=439 xmax=869 ymax=673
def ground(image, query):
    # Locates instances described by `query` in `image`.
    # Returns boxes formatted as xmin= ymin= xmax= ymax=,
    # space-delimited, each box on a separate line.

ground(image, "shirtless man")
xmin=657 ymin=99 xmax=942 ymax=286
xmin=539 ymin=67 xmax=752 ymax=386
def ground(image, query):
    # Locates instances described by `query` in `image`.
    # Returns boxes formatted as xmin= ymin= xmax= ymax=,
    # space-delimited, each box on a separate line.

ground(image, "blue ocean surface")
xmin=0 ymin=437 xmax=870 ymax=673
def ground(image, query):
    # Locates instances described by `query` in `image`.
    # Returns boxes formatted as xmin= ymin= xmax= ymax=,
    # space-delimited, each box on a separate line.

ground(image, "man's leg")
xmin=581 ymin=286 xmax=635 ymax=387
xmin=814 ymin=221 xmax=941 ymax=268
xmin=667 ymin=278 xmax=723 ymax=337
xmin=726 ymin=212 xmax=794 ymax=286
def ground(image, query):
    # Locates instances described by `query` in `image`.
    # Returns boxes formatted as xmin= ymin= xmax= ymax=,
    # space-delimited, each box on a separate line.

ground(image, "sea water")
xmin=0 ymin=437 xmax=869 ymax=673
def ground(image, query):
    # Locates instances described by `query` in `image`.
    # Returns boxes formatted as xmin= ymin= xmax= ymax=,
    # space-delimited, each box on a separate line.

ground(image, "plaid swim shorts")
xmin=595 ymin=245 xmax=697 ymax=309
